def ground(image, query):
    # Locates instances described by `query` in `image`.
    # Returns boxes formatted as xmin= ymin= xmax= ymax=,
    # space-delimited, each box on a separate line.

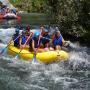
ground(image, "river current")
xmin=0 ymin=0 xmax=89 ymax=89
xmin=0 ymin=26 xmax=90 ymax=90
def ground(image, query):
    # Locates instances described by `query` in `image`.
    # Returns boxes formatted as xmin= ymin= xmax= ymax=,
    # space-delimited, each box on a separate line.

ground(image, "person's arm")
xmin=62 ymin=37 xmax=66 ymax=45
xmin=30 ymin=32 xmax=33 ymax=38
xmin=27 ymin=32 xmax=33 ymax=44
xmin=62 ymin=37 xmax=70 ymax=47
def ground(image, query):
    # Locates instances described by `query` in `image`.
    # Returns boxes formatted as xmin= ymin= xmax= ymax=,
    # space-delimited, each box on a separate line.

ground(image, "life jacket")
xmin=13 ymin=34 xmax=20 ymax=44
xmin=31 ymin=36 xmax=41 ymax=48
xmin=41 ymin=34 xmax=50 ymax=46
xmin=21 ymin=35 xmax=27 ymax=45
xmin=53 ymin=34 xmax=62 ymax=46
xmin=25 ymin=31 xmax=30 ymax=37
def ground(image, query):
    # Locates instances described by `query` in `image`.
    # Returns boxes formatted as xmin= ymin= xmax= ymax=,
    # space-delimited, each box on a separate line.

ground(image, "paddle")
xmin=0 ymin=34 xmax=21 ymax=55
xmin=32 ymin=31 xmax=42 ymax=62
xmin=15 ymin=32 xmax=33 ymax=59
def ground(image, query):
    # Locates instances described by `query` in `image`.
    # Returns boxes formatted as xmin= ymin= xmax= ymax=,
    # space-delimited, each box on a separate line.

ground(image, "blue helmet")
xmin=44 ymin=29 xmax=48 ymax=33
xmin=34 ymin=31 xmax=40 ymax=37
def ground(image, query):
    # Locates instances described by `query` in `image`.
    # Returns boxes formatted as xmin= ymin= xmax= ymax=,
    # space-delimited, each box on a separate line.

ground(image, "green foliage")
xmin=9 ymin=0 xmax=90 ymax=39
xmin=9 ymin=0 xmax=48 ymax=13
xmin=32 ymin=0 xmax=44 ymax=12
xmin=48 ymin=0 xmax=90 ymax=38
xmin=9 ymin=0 xmax=32 ymax=12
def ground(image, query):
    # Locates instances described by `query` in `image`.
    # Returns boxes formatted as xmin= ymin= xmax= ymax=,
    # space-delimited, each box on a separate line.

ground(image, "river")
xmin=0 ymin=14 xmax=90 ymax=90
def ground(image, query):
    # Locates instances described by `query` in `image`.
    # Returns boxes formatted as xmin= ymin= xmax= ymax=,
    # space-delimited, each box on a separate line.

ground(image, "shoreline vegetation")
xmin=9 ymin=0 xmax=48 ymax=13
xmin=7 ymin=0 xmax=90 ymax=46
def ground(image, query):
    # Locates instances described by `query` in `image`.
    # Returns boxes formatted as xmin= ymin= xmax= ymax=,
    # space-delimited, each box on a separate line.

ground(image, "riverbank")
xmin=9 ymin=0 xmax=48 ymax=13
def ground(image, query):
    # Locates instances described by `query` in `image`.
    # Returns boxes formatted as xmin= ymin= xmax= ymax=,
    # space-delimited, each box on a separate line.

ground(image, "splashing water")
xmin=0 ymin=27 xmax=90 ymax=90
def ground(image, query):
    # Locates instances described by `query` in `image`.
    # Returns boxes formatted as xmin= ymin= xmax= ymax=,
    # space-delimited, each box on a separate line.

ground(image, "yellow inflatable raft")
xmin=7 ymin=45 xmax=69 ymax=64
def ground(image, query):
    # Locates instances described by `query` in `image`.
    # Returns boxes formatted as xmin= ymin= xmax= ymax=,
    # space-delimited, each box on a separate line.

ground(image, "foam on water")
xmin=0 ymin=27 xmax=90 ymax=90
xmin=0 ymin=28 xmax=15 ymax=43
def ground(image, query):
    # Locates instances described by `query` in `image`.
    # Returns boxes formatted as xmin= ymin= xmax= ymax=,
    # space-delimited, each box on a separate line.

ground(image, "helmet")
xmin=55 ymin=30 xmax=60 ymax=34
xmin=34 ymin=31 xmax=40 ymax=37
xmin=55 ymin=30 xmax=60 ymax=37
xmin=15 ymin=25 xmax=20 ymax=29
xmin=15 ymin=28 xmax=19 ymax=33
xmin=44 ymin=29 xmax=48 ymax=33
xmin=55 ymin=27 xmax=59 ymax=31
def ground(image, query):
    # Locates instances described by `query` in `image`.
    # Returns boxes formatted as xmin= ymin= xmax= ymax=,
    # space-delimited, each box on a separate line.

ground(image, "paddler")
xmin=40 ymin=26 xmax=54 ymax=51
xmin=52 ymin=27 xmax=69 ymax=50
xmin=13 ymin=28 xmax=20 ymax=47
xmin=20 ymin=27 xmax=33 ymax=49
xmin=25 ymin=25 xmax=31 ymax=38
xmin=19 ymin=30 xmax=27 ymax=49
xmin=29 ymin=31 xmax=44 ymax=53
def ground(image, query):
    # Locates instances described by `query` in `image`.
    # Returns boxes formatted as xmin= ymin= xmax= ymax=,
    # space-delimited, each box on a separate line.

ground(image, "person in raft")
xmin=25 ymin=25 xmax=33 ymax=46
xmin=25 ymin=25 xmax=31 ymax=37
xmin=52 ymin=27 xmax=69 ymax=50
xmin=19 ymin=30 xmax=27 ymax=49
xmin=29 ymin=31 xmax=44 ymax=53
xmin=40 ymin=26 xmax=54 ymax=51
xmin=13 ymin=28 xmax=20 ymax=47
xmin=19 ymin=29 xmax=32 ymax=49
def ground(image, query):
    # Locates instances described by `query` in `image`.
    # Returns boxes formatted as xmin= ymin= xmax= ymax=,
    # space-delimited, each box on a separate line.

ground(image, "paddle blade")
xmin=0 ymin=48 xmax=7 ymax=55
xmin=32 ymin=55 xmax=39 ymax=64
xmin=14 ymin=53 xmax=20 ymax=59
xmin=32 ymin=55 xmax=36 ymax=62
xmin=14 ymin=55 xmax=19 ymax=59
